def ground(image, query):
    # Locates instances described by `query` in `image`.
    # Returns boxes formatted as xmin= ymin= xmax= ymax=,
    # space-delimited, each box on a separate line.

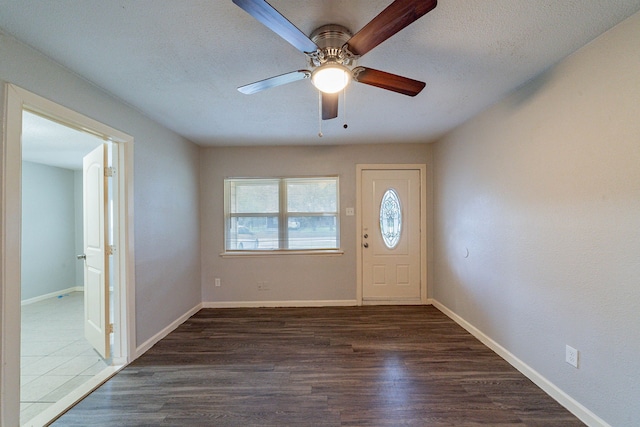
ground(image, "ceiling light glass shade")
xmin=311 ymin=63 xmax=351 ymax=93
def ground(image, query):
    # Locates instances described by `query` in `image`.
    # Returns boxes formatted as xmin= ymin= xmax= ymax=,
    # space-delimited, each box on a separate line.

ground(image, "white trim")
xmin=1 ymin=80 xmax=22 ymax=427
xmin=135 ymin=303 xmax=203 ymax=358
xmin=21 ymin=364 xmax=125 ymax=427
xmin=202 ymin=300 xmax=359 ymax=309
xmin=1 ymin=83 xmax=136 ymax=426
xmin=356 ymin=164 xmax=428 ymax=305
xmin=111 ymin=137 xmax=136 ymax=365
xmin=220 ymin=249 xmax=344 ymax=257
xmin=20 ymin=286 xmax=84 ymax=306
xmin=431 ymin=299 xmax=611 ymax=427
xmin=362 ymin=299 xmax=423 ymax=305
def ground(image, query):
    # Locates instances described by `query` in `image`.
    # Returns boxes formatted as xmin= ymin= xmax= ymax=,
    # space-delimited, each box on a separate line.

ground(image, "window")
xmin=225 ymin=177 xmax=339 ymax=251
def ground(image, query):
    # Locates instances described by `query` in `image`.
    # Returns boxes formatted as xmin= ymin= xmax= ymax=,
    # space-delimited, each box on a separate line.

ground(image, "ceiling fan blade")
xmin=238 ymin=70 xmax=311 ymax=95
xmin=322 ymin=92 xmax=339 ymax=120
xmin=232 ymin=0 xmax=319 ymax=53
xmin=352 ymin=67 xmax=425 ymax=97
xmin=345 ymin=0 xmax=437 ymax=56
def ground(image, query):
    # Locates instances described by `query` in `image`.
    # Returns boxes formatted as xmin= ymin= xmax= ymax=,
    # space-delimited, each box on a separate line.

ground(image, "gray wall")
xmin=0 ymin=31 xmax=201 ymax=346
xmin=200 ymin=143 xmax=432 ymax=303
xmin=432 ymin=11 xmax=640 ymax=427
xmin=21 ymin=161 xmax=77 ymax=300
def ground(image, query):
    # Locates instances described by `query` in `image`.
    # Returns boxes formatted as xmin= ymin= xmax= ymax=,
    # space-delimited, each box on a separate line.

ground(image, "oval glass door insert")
xmin=380 ymin=188 xmax=402 ymax=249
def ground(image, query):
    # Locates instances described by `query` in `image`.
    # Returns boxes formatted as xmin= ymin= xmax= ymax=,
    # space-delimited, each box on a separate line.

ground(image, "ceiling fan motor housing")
xmin=308 ymin=24 xmax=355 ymax=68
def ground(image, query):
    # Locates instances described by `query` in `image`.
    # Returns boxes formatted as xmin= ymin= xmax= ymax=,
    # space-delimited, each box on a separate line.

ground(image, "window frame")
xmin=223 ymin=176 xmax=341 ymax=255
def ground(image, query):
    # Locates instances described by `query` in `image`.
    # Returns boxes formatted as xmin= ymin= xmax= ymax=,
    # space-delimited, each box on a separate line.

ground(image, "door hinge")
xmin=107 ymin=323 xmax=114 ymax=334
xmin=106 ymin=245 xmax=116 ymax=255
xmin=105 ymin=167 xmax=116 ymax=177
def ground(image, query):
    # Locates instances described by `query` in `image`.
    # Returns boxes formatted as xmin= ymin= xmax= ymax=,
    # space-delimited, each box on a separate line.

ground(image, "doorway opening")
xmin=21 ymin=110 xmax=109 ymax=424
xmin=1 ymin=84 xmax=135 ymax=427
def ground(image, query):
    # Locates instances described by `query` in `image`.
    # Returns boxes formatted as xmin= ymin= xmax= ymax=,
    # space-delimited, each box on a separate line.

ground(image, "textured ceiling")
xmin=2 ymin=1 xmax=640 ymax=148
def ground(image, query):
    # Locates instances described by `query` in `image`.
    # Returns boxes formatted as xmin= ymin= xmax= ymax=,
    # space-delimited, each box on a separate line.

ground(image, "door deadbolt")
xmin=363 ymin=234 xmax=368 ymax=239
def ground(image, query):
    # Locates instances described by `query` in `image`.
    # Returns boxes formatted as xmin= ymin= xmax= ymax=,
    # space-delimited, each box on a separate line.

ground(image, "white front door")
xmin=83 ymin=144 xmax=110 ymax=359
xmin=361 ymin=169 xmax=422 ymax=302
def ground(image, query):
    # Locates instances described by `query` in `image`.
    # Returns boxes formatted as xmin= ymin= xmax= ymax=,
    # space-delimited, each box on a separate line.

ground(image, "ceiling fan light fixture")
xmin=311 ymin=63 xmax=351 ymax=94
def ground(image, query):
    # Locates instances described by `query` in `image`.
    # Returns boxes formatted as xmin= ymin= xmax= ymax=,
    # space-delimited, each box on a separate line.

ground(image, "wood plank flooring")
xmin=52 ymin=305 xmax=584 ymax=426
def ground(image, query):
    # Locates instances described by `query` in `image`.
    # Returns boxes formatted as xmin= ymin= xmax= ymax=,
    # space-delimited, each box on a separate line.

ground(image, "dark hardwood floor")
xmin=52 ymin=305 xmax=584 ymax=426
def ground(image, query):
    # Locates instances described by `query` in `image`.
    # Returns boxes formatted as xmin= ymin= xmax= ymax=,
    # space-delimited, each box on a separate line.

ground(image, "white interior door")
xmin=83 ymin=144 xmax=110 ymax=359
xmin=362 ymin=169 xmax=421 ymax=301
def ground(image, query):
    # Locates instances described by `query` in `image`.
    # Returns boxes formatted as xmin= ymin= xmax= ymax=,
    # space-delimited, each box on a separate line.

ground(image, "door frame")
xmin=356 ymin=164 xmax=427 ymax=305
xmin=1 ymin=83 xmax=136 ymax=426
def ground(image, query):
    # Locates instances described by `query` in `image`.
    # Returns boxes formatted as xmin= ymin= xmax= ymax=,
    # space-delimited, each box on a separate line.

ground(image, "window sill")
xmin=220 ymin=249 xmax=344 ymax=258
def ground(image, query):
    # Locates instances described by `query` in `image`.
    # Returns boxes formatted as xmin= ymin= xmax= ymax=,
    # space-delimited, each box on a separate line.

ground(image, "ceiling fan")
xmin=233 ymin=0 xmax=437 ymax=121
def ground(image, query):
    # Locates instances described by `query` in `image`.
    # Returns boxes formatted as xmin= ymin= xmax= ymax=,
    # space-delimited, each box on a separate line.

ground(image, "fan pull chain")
xmin=343 ymin=88 xmax=348 ymax=129
xmin=318 ymin=91 xmax=323 ymax=138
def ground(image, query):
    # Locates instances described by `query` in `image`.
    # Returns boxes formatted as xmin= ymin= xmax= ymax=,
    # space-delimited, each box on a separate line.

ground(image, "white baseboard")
xmin=134 ymin=302 xmax=203 ymax=358
xmin=202 ymin=299 xmax=359 ymax=308
xmin=431 ymin=299 xmax=611 ymax=427
xmin=21 ymin=286 xmax=84 ymax=306
xmin=361 ymin=299 xmax=424 ymax=305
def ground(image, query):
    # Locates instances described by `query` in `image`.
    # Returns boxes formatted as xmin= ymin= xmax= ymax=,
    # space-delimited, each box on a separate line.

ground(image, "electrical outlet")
xmin=566 ymin=345 xmax=579 ymax=368
xmin=215 ymin=278 xmax=221 ymax=287
xmin=257 ymin=281 xmax=270 ymax=291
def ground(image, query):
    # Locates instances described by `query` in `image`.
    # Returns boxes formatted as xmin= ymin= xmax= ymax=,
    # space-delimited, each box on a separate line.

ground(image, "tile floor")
xmin=20 ymin=291 xmax=110 ymax=425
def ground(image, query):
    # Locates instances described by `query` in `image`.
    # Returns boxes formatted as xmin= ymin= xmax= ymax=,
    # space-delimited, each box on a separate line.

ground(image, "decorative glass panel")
xmin=380 ymin=189 xmax=402 ymax=249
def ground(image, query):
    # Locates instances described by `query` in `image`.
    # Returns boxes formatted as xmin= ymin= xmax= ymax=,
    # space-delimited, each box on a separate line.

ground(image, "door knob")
xmin=363 ymin=243 xmax=369 ymax=248
xmin=77 ymin=254 xmax=86 ymax=260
